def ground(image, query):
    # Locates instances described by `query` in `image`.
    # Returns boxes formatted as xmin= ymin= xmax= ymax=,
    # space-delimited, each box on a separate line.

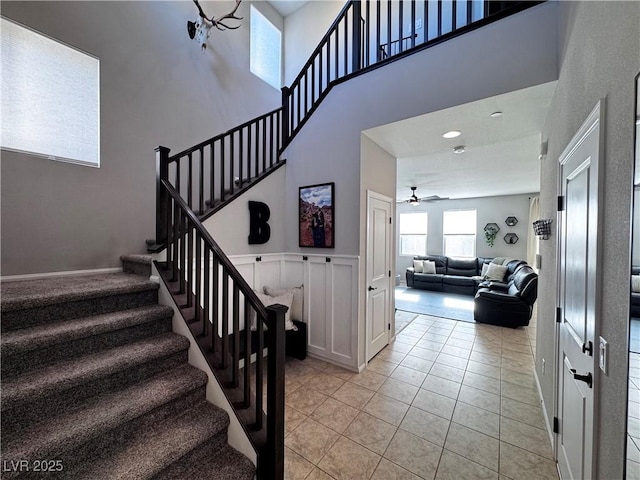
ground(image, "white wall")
xmin=0 ymin=1 xmax=280 ymax=276
xmin=203 ymin=165 xmax=286 ymax=255
xmin=229 ymin=253 xmax=361 ymax=370
xmin=283 ymin=0 xmax=346 ymax=85
xmin=537 ymin=2 xmax=640 ymax=479
xmin=395 ymin=193 xmax=535 ymax=276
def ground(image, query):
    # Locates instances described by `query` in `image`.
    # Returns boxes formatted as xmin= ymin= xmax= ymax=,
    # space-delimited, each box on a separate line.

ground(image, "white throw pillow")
xmin=264 ymin=285 xmax=304 ymax=322
xmin=252 ymin=291 xmax=296 ymax=331
xmin=423 ymin=260 xmax=436 ymax=274
xmin=485 ymin=263 xmax=508 ymax=282
xmin=481 ymin=263 xmax=489 ymax=278
xmin=632 ymin=275 xmax=640 ymax=293
xmin=413 ymin=259 xmax=424 ymax=273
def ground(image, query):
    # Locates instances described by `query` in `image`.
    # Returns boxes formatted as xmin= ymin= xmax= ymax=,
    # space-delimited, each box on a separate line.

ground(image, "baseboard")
xmin=0 ymin=267 xmax=122 ymax=282
xmin=306 ymin=352 xmax=360 ymax=373
xmin=534 ymin=367 xmax=556 ymax=456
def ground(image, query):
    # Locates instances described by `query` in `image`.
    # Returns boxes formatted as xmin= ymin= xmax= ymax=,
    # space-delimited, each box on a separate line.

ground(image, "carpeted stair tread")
xmin=1 ymin=304 xmax=174 ymax=357
xmin=73 ymin=401 xmax=230 ymax=480
xmin=121 ymin=254 xmax=153 ymax=277
xmin=1 ymin=332 xmax=189 ymax=411
xmin=2 ymin=364 xmax=209 ymax=464
xmin=120 ymin=254 xmax=153 ymax=265
xmin=0 ymin=272 xmax=158 ymax=312
xmin=154 ymin=444 xmax=255 ymax=480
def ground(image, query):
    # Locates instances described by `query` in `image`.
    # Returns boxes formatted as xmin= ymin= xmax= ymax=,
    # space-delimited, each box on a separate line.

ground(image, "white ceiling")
xmin=267 ymin=0 xmax=309 ymax=17
xmin=363 ymin=81 xmax=558 ymax=202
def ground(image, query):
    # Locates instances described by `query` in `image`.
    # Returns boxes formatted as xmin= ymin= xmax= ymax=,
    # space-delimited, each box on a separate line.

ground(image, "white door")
xmin=366 ymin=191 xmax=392 ymax=361
xmin=556 ymin=101 xmax=603 ymax=480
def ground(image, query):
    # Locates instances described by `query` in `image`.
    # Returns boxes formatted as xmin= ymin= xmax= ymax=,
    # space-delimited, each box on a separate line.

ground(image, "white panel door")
xmin=366 ymin=191 xmax=392 ymax=361
xmin=556 ymin=101 xmax=602 ymax=480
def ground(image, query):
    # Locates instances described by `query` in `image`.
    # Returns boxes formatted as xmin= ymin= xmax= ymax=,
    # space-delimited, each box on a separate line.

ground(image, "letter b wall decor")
xmin=248 ymin=201 xmax=271 ymax=244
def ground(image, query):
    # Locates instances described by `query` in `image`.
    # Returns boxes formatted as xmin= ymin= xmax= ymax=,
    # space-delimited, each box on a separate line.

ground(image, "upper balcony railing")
xmin=281 ymin=0 xmax=541 ymax=146
xmin=153 ymin=2 xmax=543 ymax=478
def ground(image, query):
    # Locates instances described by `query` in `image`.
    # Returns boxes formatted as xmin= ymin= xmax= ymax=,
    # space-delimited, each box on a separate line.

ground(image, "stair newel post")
xmin=155 ymin=146 xmax=171 ymax=247
xmin=351 ymin=0 xmax=362 ymax=72
xmin=281 ymin=87 xmax=290 ymax=151
xmin=262 ymin=304 xmax=286 ymax=480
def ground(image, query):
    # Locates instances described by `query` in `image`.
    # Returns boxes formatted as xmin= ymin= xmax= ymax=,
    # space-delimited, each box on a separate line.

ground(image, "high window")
xmin=443 ymin=209 xmax=476 ymax=257
xmin=399 ymin=212 xmax=428 ymax=256
xmin=1 ymin=17 xmax=100 ymax=167
xmin=250 ymin=6 xmax=282 ymax=89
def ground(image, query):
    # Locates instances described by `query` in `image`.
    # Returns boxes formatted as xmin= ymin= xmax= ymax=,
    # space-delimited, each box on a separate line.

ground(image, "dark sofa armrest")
xmin=478 ymin=280 xmax=508 ymax=290
xmin=406 ymin=267 xmax=415 ymax=287
xmin=475 ymin=289 xmax=522 ymax=303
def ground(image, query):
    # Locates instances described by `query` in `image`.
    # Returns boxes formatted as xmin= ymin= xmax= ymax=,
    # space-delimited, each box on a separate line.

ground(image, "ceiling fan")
xmin=398 ymin=186 xmax=449 ymax=206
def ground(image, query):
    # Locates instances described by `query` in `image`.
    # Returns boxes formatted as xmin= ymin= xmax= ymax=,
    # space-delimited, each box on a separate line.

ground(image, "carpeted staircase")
xmin=0 ymin=255 xmax=255 ymax=479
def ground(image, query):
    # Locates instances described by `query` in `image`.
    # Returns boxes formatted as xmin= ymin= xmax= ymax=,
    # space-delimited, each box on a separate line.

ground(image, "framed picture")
xmin=299 ymin=182 xmax=335 ymax=248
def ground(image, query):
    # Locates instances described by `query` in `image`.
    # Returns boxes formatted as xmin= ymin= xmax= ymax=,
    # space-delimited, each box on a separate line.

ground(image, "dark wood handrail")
xmin=289 ymin=1 xmax=354 ymax=88
xmin=281 ymin=0 xmax=544 ymax=148
xmin=169 ymin=107 xmax=283 ymax=163
xmin=154 ymin=107 xmax=284 ymax=238
xmin=157 ymin=178 xmax=285 ymax=478
xmin=161 ymin=180 xmax=267 ymax=318
xmin=153 ymin=3 xmax=546 ymax=478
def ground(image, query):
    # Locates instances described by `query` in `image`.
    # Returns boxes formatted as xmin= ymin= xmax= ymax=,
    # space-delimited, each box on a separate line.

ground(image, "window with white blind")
xmin=443 ymin=209 xmax=476 ymax=257
xmin=399 ymin=212 xmax=428 ymax=256
xmin=250 ymin=6 xmax=282 ymax=89
xmin=1 ymin=17 xmax=100 ymax=167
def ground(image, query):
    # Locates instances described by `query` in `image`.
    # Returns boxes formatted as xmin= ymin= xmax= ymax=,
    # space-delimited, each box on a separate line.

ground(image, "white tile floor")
xmin=283 ymin=311 xmax=559 ymax=480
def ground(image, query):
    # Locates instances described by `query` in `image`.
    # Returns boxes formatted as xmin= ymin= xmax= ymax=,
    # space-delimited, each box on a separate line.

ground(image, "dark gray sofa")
xmin=406 ymin=255 xmax=538 ymax=328
xmin=474 ymin=264 xmax=538 ymax=328
xmin=406 ymin=255 xmax=506 ymax=296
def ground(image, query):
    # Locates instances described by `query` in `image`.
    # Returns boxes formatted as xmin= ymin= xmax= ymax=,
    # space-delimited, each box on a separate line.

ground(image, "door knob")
xmin=570 ymin=368 xmax=593 ymax=388
xmin=368 ymin=286 xmax=378 ymax=291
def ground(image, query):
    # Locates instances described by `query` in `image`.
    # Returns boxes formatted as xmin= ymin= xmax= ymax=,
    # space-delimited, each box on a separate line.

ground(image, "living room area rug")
xmin=395 ymin=310 xmax=419 ymax=334
xmin=395 ymin=286 xmax=475 ymax=323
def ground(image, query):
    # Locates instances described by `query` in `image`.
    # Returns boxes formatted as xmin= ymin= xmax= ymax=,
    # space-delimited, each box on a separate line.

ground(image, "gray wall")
xmin=536 ymin=2 xmax=640 ymax=479
xmin=0 ymin=1 xmax=280 ymax=275
xmin=281 ymin=2 xmax=559 ymax=258
xmin=283 ymin=0 xmax=346 ymax=86
xmin=395 ymin=193 xmax=535 ymax=276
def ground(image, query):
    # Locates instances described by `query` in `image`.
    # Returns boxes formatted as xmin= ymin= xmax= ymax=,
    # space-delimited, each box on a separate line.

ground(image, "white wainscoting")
xmin=229 ymin=253 xmax=360 ymax=370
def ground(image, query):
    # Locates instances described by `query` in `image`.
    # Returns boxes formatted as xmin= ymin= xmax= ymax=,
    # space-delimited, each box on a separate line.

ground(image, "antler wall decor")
xmin=187 ymin=0 xmax=243 ymax=51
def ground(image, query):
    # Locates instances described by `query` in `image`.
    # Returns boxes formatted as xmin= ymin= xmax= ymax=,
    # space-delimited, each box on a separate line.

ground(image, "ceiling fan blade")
xmin=420 ymin=195 xmax=450 ymax=202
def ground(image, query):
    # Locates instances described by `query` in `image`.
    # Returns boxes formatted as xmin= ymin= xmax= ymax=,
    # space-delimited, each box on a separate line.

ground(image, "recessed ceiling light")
xmin=453 ymin=145 xmax=466 ymax=154
xmin=442 ymin=130 xmax=461 ymax=139
xmin=490 ymin=111 xmax=503 ymax=118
